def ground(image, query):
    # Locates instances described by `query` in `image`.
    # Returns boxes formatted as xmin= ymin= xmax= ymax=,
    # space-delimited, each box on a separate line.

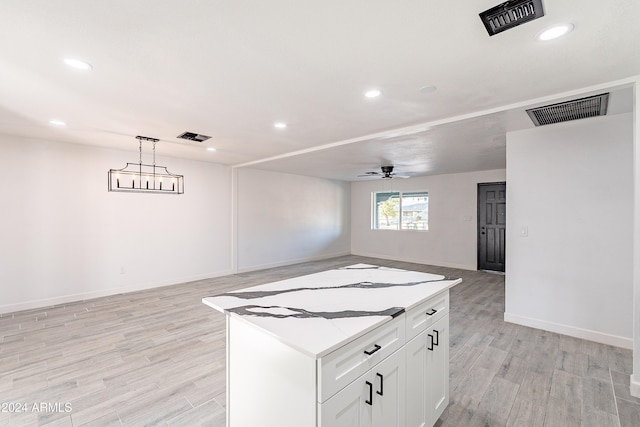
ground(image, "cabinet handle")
xmin=365 ymin=381 xmax=373 ymax=405
xmin=364 ymin=344 xmax=381 ymax=356
xmin=426 ymin=308 xmax=437 ymax=316
xmin=376 ymin=373 xmax=384 ymax=396
xmin=428 ymin=334 xmax=434 ymax=351
xmin=433 ymin=329 xmax=439 ymax=346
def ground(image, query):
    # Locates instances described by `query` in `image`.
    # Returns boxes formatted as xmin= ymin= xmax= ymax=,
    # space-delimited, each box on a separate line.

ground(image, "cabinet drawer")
xmin=317 ymin=314 xmax=405 ymax=403
xmin=405 ymin=291 xmax=449 ymax=341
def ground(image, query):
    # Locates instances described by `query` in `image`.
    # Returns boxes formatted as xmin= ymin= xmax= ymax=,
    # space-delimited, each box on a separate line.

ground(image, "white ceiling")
xmin=0 ymin=0 xmax=638 ymax=181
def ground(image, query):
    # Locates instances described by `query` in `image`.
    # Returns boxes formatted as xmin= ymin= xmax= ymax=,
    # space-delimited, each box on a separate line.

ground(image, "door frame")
xmin=477 ymin=181 xmax=506 ymax=272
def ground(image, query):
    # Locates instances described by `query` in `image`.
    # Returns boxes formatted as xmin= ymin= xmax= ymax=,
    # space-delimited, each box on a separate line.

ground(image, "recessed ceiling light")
xmin=63 ymin=58 xmax=93 ymax=70
xmin=274 ymin=122 xmax=287 ymax=129
xmin=538 ymin=24 xmax=574 ymax=41
xmin=207 ymin=147 xmax=217 ymax=152
xmin=364 ymin=89 xmax=382 ymax=98
xmin=49 ymin=119 xmax=67 ymax=126
xmin=418 ymin=85 xmax=437 ymax=94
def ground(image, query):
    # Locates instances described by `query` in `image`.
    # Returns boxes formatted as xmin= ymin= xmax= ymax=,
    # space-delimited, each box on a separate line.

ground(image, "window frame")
xmin=372 ymin=190 xmax=429 ymax=231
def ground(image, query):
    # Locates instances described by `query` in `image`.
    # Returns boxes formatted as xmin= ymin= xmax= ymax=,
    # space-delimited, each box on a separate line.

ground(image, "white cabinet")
xmin=406 ymin=330 xmax=429 ymax=427
xmin=406 ymin=314 xmax=449 ymax=427
xmin=428 ymin=315 xmax=449 ymax=422
xmin=371 ymin=348 xmax=406 ymax=427
xmin=320 ymin=348 xmax=406 ymax=427
xmin=222 ymin=289 xmax=451 ymax=427
xmin=319 ymin=372 xmax=371 ymax=427
xmin=321 ymin=291 xmax=450 ymax=427
xmin=319 ymin=315 xmax=405 ymax=402
xmin=405 ymin=291 xmax=448 ymax=341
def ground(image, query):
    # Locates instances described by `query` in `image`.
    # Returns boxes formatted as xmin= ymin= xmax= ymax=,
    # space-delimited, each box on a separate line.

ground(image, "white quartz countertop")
xmin=202 ymin=264 xmax=461 ymax=358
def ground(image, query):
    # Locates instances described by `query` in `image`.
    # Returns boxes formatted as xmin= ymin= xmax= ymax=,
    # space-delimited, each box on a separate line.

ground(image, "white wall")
xmin=350 ymin=169 xmax=506 ymax=270
xmin=235 ymin=168 xmax=351 ymax=271
xmin=0 ymin=136 xmax=232 ymax=313
xmin=505 ymin=113 xmax=633 ymax=348
xmin=632 ymin=78 xmax=640 ymax=396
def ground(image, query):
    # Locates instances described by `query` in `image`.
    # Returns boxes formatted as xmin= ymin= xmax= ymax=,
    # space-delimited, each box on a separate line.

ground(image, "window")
xmin=373 ymin=191 xmax=428 ymax=231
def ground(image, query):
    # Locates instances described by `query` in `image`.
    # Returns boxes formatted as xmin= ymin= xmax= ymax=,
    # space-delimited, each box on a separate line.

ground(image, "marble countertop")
xmin=202 ymin=264 xmax=461 ymax=358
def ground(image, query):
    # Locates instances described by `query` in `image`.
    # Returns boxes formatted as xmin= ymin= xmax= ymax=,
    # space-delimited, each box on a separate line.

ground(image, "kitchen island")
xmin=203 ymin=264 xmax=461 ymax=427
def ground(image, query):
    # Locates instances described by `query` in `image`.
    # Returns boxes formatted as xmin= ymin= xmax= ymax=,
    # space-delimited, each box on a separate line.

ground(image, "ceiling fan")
xmin=358 ymin=165 xmax=410 ymax=179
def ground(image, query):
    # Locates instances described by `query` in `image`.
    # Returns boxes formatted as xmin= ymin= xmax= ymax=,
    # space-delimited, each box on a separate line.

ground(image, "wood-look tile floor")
xmin=1 ymin=255 xmax=639 ymax=426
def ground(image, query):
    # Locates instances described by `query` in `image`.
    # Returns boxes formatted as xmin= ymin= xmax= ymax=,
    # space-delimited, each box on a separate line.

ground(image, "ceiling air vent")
xmin=479 ymin=0 xmax=545 ymax=36
xmin=177 ymin=131 xmax=211 ymax=142
xmin=526 ymin=93 xmax=610 ymax=126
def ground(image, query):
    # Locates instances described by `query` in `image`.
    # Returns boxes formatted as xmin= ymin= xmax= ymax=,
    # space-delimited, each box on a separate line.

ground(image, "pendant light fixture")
xmin=108 ymin=136 xmax=184 ymax=194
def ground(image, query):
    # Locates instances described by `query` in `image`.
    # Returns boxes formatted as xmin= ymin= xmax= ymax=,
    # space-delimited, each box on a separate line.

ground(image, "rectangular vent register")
xmin=177 ymin=131 xmax=211 ymax=142
xmin=526 ymin=93 xmax=609 ymax=126
xmin=479 ymin=0 xmax=545 ymax=36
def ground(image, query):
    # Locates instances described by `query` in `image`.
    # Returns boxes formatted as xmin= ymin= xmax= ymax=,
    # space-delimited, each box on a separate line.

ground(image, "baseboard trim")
xmin=236 ymin=251 xmax=352 ymax=274
xmin=350 ymin=250 xmax=476 ymax=271
xmin=504 ymin=312 xmax=632 ymax=349
xmin=630 ymin=374 xmax=640 ymax=398
xmin=0 ymin=269 xmax=233 ymax=315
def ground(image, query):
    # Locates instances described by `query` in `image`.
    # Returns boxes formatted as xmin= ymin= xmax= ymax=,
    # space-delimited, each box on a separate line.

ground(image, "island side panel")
xmin=227 ymin=315 xmax=317 ymax=427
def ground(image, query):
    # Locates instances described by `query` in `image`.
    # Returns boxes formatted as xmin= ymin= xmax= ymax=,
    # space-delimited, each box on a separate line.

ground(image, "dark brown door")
xmin=478 ymin=182 xmax=506 ymax=272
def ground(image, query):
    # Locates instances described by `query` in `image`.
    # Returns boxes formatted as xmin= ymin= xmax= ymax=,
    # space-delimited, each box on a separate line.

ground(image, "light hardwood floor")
xmin=1 ymin=255 xmax=639 ymax=426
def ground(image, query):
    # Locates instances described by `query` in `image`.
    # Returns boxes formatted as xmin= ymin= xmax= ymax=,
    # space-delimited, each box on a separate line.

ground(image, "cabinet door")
xmin=371 ymin=348 xmax=406 ymax=427
xmin=427 ymin=314 xmax=449 ymax=425
xmin=405 ymin=332 xmax=428 ymax=427
xmin=320 ymin=375 xmax=372 ymax=427
xmin=320 ymin=348 xmax=406 ymax=427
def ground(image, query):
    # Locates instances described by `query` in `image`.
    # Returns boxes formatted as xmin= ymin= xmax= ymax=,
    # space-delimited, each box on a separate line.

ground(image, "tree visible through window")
xmin=373 ymin=191 xmax=428 ymax=230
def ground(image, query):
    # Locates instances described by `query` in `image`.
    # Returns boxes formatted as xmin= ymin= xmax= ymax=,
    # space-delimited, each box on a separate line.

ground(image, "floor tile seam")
xmin=481 ymin=379 xmax=521 ymax=423
xmin=2 ymin=364 xmax=49 ymax=380
xmin=608 ymin=368 xmax=623 ymax=427
xmin=70 ymin=410 xmax=123 ymax=427
xmin=115 ymin=395 xmax=193 ymax=426
xmin=183 ymin=394 xmax=197 ymax=409
xmin=514 ymin=368 xmax=551 ymax=407
xmin=503 ymin=395 xmax=521 ymax=426
xmin=613 ymin=393 xmax=640 ymax=407
xmin=71 ymin=384 xmax=158 ymax=414
xmin=456 ymin=332 xmax=483 ymax=371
